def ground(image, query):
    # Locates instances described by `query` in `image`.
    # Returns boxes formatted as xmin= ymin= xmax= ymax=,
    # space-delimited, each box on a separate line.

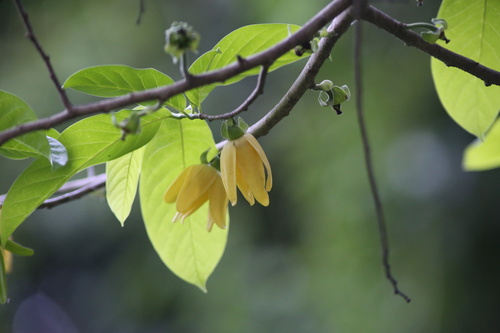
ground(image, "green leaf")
xmin=0 ymin=90 xmax=51 ymax=160
xmin=186 ymin=24 xmax=307 ymax=107
xmin=431 ymin=0 xmax=500 ymax=137
xmin=4 ymin=239 xmax=34 ymax=256
xmin=140 ymin=118 xmax=227 ymax=291
xmin=63 ymin=65 xmax=185 ymax=110
xmin=0 ymin=109 xmax=167 ymax=245
xmin=463 ymin=117 xmax=500 ymax=171
xmin=106 ymin=146 xmax=144 ymax=225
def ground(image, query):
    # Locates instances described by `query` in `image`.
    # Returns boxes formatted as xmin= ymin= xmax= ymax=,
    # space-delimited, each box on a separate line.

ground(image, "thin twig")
xmin=13 ymin=0 xmax=73 ymax=111
xmin=40 ymin=174 xmax=106 ymax=209
xmin=136 ymin=0 xmax=145 ymax=25
xmin=353 ymin=1 xmax=411 ymax=303
xmin=197 ymin=64 xmax=270 ymax=121
xmin=0 ymin=174 xmax=106 ymax=209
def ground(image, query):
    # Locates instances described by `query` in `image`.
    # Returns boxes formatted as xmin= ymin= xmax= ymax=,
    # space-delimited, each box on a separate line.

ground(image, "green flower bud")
xmin=112 ymin=112 xmax=142 ymax=140
xmin=313 ymin=80 xmax=334 ymax=91
xmin=164 ymin=22 xmax=200 ymax=63
xmin=317 ymin=84 xmax=350 ymax=115
xmin=332 ymin=85 xmax=350 ymax=106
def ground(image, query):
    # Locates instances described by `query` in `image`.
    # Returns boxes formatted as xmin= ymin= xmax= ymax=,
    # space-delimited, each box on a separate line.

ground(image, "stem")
xmin=13 ymin=0 xmax=73 ymax=112
xmin=362 ymin=5 xmax=500 ymax=86
xmin=197 ymin=64 xmax=270 ymax=121
xmin=353 ymin=2 xmax=411 ymax=303
xmin=405 ymin=22 xmax=439 ymax=32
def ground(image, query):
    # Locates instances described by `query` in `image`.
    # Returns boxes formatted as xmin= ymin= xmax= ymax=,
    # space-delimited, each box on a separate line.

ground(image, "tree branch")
xmin=0 ymin=0 xmax=351 ymax=147
xmin=362 ymin=5 xmax=500 ymax=87
xmin=13 ymin=0 xmax=73 ymax=111
xmin=249 ymin=9 xmax=354 ymax=139
xmin=39 ymin=174 xmax=106 ymax=209
xmin=0 ymin=173 xmax=106 ymax=210
xmin=197 ymin=64 xmax=270 ymax=121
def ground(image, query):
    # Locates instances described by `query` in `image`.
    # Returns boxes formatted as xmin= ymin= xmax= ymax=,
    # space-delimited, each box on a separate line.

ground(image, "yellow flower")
xmin=164 ymin=164 xmax=228 ymax=231
xmin=220 ymin=133 xmax=272 ymax=206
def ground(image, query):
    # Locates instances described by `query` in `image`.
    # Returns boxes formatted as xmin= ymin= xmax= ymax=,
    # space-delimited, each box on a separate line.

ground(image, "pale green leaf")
xmin=463 ymin=117 xmax=500 ymax=170
xmin=186 ymin=24 xmax=307 ymax=106
xmin=106 ymin=146 xmax=144 ymax=225
xmin=0 ymin=90 xmax=50 ymax=160
xmin=63 ymin=65 xmax=185 ymax=110
xmin=431 ymin=0 xmax=500 ymax=137
xmin=0 ymin=109 xmax=167 ymax=244
xmin=140 ymin=118 xmax=227 ymax=291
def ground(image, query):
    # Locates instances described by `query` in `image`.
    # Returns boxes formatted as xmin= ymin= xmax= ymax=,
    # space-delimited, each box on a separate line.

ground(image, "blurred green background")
xmin=1 ymin=0 xmax=499 ymax=332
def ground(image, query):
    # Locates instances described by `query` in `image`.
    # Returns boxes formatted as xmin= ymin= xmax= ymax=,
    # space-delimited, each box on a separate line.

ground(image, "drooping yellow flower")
xmin=220 ymin=133 xmax=272 ymax=206
xmin=164 ymin=164 xmax=228 ymax=231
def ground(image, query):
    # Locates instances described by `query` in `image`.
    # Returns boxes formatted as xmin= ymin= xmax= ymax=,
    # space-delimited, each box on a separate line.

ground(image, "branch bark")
xmin=362 ymin=5 xmax=500 ymax=87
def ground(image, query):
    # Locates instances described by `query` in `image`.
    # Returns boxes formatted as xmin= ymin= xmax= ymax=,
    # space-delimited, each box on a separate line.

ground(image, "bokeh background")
xmin=1 ymin=0 xmax=499 ymax=332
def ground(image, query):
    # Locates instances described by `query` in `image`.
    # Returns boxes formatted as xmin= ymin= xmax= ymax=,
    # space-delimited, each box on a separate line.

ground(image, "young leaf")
xmin=0 ymin=109 xmax=167 ymax=245
xmin=106 ymin=146 xmax=145 ymax=225
xmin=186 ymin=24 xmax=307 ymax=107
xmin=431 ymin=0 xmax=500 ymax=137
xmin=63 ymin=65 xmax=185 ymax=110
xmin=0 ymin=91 xmax=51 ymax=160
xmin=140 ymin=118 xmax=227 ymax=291
xmin=463 ymin=118 xmax=500 ymax=171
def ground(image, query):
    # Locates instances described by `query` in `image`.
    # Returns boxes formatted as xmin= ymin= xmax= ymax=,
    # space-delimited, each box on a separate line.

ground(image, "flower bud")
xmin=164 ymin=22 xmax=200 ymax=63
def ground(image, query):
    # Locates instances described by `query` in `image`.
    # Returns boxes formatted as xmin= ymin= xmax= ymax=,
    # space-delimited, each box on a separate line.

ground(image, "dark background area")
xmin=1 ymin=0 xmax=499 ymax=332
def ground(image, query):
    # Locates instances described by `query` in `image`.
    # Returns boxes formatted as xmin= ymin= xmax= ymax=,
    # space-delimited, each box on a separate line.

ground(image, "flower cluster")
xmin=164 ymin=118 xmax=272 ymax=231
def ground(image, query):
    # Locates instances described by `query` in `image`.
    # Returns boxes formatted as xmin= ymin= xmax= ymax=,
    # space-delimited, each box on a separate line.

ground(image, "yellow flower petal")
xmin=236 ymin=137 xmax=269 ymax=206
xmin=176 ymin=164 xmax=216 ymax=213
xmin=243 ymin=133 xmax=272 ymax=191
xmin=236 ymin=168 xmax=255 ymax=206
xmin=207 ymin=175 xmax=228 ymax=231
xmin=177 ymin=191 xmax=210 ymax=222
xmin=221 ymin=141 xmax=238 ymax=206
xmin=164 ymin=166 xmax=191 ymax=203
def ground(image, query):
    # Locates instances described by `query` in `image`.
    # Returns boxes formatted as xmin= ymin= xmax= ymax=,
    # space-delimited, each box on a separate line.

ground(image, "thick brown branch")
xmin=13 ymin=0 xmax=73 ymax=111
xmin=0 ymin=0 xmax=351 ymax=147
xmin=362 ymin=5 xmax=500 ymax=87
